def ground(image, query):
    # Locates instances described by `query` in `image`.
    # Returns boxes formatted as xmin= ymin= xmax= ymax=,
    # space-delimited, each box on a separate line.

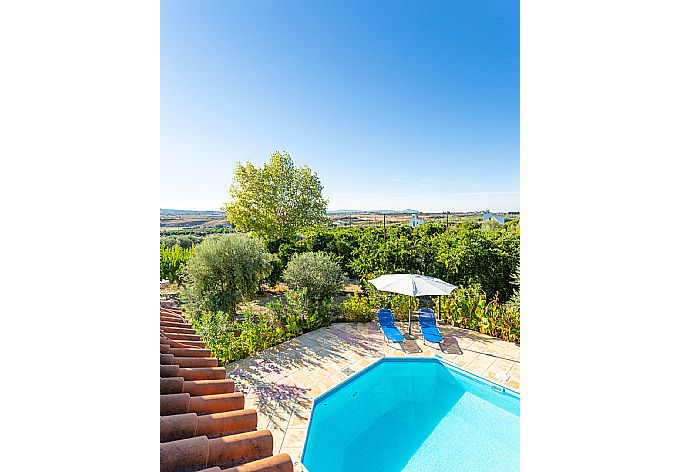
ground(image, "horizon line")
xmin=161 ymin=207 xmax=521 ymax=214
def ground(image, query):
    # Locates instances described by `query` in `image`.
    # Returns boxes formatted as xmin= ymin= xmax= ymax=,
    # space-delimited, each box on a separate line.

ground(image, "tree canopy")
xmin=182 ymin=234 xmax=272 ymax=314
xmin=224 ymin=151 xmax=328 ymax=240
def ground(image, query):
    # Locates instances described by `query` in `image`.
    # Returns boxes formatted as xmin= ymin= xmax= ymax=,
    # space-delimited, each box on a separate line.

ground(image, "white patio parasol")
xmin=368 ymin=274 xmax=456 ymax=335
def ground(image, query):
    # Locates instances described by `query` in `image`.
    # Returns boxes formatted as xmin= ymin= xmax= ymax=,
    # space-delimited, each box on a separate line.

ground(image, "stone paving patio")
xmin=224 ymin=321 xmax=520 ymax=471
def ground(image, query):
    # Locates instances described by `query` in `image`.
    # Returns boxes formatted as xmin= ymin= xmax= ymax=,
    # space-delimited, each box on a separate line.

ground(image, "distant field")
xmin=326 ymin=211 xmax=513 ymax=228
xmin=160 ymin=210 xmax=231 ymax=229
xmin=161 ymin=209 xmax=518 ymax=230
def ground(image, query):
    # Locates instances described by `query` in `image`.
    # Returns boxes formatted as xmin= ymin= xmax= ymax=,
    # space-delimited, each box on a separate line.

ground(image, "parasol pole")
xmin=408 ymin=296 xmax=412 ymax=335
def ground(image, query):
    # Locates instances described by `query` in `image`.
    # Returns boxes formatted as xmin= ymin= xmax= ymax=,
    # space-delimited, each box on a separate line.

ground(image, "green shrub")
xmin=235 ymin=310 xmax=291 ymax=359
xmin=160 ymin=243 xmax=194 ymax=282
xmin=192 ymin=288 xmax=337 ymax=365
xmin=360 ymin=280 xmax=420 ymax=322
xmin=340 ymin=290 xmax=419 ymax=323
xmin=505 ymin=266 xmax=520 ymax=312
xmin=161 ymin=235 xmax=203 ymax=249
xmin=191 ymin=309 xmax=292 ymax=365
xmin=190 ymin=310 xmax=240 ymax=364
xmin=267 ymin=288 xmax=335 ymax=332
xmin=282 ymin=252 xmax=346 ymax=303
xmin=349 ymin=227 xmax=422 ymax=278
xmin=182 ymin=234 xmax=272 ymax=314
xmin=436 ymin=284 xmax=520 ymax=343
xmin=262 ymin=236 xmax=306 ymax=287
xmin=261 ymin=223 xmax=519 ymax=301
xmin=340 ymin=293 xmax=377 ymax=322
xmin=433 ymin=225 xmax=519 ymax=301
xmin=196 ymin=220 xmax=518 ymax=301
xmin=389 ymin=293 xmax=420 ymax=322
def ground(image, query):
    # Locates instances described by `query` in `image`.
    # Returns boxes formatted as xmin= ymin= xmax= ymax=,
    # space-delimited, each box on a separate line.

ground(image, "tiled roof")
xmin=160 ymin=302 xmax=293 ymax=472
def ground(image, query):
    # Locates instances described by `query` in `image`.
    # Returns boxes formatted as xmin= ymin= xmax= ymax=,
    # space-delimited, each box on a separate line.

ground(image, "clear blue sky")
xmin=161 ymin=0 xmax=519 ymax=212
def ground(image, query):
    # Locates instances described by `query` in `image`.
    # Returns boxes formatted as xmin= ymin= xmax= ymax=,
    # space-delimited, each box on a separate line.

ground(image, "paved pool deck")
xmin=224 ymin=321 xmax=520 ymax=471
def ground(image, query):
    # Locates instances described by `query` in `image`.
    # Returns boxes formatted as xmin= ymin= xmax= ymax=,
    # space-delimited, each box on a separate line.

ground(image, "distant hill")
xmin=327 ymin=209 xmax=420 ymax=214
xmin=161 ymin=209 xmax=225 ymax=216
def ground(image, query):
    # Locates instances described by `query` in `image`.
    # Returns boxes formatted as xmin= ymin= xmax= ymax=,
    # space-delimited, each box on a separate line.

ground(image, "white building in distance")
xmin=483 ymin=211 xmax=505 ymax=224
xmin=409 ymin=215 xmax=426 ymax=228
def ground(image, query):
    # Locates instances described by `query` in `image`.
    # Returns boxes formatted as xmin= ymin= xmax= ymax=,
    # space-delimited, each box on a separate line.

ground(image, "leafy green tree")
xmin=298 ymin=228 xmax=361 ymax=277
xmin=223 ymin=151 xmax=328 ymax=240
xmin=282 ymin=252 xmax=346 ymax=303
xmin=255 ymin=221 xmax=519 ymax=300
xmin=349 ymin=226 xmax=422 ymax=278
xmin=433 ymin=225 xmax=519 ymax=301
xmin=182 ymin=234 xmax=272 ymax=314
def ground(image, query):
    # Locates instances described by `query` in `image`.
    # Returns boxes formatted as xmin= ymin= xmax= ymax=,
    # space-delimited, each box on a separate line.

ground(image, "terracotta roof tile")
xmin=160 ymin=302 xmax=293 ymax=472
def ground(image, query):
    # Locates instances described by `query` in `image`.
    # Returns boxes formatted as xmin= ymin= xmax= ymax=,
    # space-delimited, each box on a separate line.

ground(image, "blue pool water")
xmin=301 ymin=357 xmax=519 ymax=472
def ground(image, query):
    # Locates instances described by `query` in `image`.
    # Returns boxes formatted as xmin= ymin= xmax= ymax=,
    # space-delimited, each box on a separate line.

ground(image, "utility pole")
xmin=349 ymin=214 xmax=351 ymax=227
xmin=446 ymin=211 xmax=449 ymax=229
xmin=383 ymin=214 xmax=387 ymax=241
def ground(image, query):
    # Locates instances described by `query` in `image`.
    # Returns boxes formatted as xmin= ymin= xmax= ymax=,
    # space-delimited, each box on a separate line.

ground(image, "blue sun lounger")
xmin=418 ymin=308 xmax=443 ymax=346
xmin=377 ymin=308 xmax=404 ymax=344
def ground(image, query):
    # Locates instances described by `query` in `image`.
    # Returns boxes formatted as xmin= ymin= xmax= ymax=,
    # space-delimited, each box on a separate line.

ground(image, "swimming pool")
xmin=301 ymin=357 xmax=519 ymax=472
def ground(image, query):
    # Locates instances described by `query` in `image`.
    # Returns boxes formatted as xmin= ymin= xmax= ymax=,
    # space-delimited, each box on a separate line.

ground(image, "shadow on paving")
xmin=225 ymin=327 xmax=370 ymax=424
xmin=328 ymin=324 xmax=384 ymax=357
xmin=438 ymin=333 xmax=464 ymax=355
xmin=441 ymin=326 xmax=520 ymax=361
xmin=399 ymin=340 xmax=422 ymax=353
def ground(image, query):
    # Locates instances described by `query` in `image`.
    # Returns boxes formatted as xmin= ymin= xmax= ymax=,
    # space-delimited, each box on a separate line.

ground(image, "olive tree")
xmin=183 ymin=234 xmax=272 ymax=313
xmin=282 ymin=252 xmax=346 ymax=303
xmin=223 ymin=151 xmax=328 ymax=240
